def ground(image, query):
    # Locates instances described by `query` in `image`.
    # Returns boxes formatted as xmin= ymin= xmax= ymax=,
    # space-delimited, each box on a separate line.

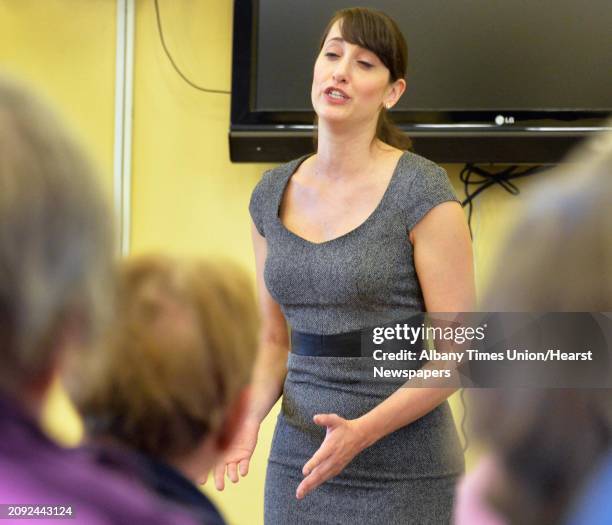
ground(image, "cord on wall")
xmin=154 ymin=0 xmax=231 ymax=95
xmin=460 ymin=164 xmax=545 ymax=238
xmin=456 ymin=163 xmax=545 ymax=451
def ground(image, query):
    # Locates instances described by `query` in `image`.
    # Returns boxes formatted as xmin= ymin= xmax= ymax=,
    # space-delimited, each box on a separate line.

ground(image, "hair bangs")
xmin=338 ymin=11 xmax=396 ymax=75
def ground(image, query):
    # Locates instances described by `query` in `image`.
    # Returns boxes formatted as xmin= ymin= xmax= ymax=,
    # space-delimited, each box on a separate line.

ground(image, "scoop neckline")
xmin=276 ymin=151 xmax=407 ymax=246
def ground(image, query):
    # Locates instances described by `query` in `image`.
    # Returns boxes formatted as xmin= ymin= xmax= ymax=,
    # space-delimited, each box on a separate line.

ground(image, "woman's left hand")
xmin=296 ymin=413 xmax=369 ymax=499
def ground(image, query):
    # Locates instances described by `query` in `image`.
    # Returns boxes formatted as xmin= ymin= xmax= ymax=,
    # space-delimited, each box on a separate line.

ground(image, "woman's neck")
xmin=315 ymin=118 xmax=384 ymax=180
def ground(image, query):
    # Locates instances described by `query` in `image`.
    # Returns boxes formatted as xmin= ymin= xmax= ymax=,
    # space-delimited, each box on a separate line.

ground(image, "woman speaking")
xmin=216 ymin=7 xmax=475 ymax=524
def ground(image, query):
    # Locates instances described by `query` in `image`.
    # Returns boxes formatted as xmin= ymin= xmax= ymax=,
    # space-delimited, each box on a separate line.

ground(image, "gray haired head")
xmin=0 ymin=75 xmax=114 ymax=395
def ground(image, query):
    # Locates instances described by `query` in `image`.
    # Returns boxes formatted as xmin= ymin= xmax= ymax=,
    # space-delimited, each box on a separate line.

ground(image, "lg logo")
xmin=495 ymin=115 xmax=515 ymax=125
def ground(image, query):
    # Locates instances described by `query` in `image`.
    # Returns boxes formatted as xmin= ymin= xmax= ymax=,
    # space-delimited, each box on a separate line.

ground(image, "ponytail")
xmin=376 ymin=109 xmax=413 ymax=151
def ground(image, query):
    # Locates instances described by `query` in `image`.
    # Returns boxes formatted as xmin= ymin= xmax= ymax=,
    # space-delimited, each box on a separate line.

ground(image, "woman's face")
xmin=311 ymin=20 xmax=402 ymax=128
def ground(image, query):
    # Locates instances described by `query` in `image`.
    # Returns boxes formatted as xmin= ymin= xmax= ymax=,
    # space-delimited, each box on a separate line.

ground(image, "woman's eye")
xmin=358 ymin=60 xmax=374 ymax=69
xmin=325 ymin=52 xmax=340 ymax=58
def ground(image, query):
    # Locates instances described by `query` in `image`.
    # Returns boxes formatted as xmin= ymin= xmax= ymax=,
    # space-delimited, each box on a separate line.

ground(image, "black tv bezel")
xmin=230 ymin=0 xmax=611 ymax=164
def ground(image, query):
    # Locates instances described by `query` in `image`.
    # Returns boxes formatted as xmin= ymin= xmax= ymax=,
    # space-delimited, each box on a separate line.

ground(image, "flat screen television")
xmin=230 ymin=0 xmax=612 ymax=163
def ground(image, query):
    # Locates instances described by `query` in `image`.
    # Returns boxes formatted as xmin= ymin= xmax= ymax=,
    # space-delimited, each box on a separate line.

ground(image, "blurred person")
xmin=566 ymin=450 xmax=612 ymax=525
xmin=68 ymin=255 xmax=258 ymax=525
xmin=454 ymin=128 xmax=612 ymax=525
xmin=0 ymin=74 xmax=197 ymax=525
xmin=457 ymin=389 xmax=612 ymax=525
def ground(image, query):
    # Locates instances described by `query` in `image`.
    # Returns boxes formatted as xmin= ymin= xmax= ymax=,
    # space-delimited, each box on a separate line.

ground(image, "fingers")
xmin=302 ymin=441 xmax=333 ymax=476
xmin=213 ymin=459 xmax=251 ymax=490
xmin=227 ymin=461 xmax=239 ymax=483
xmin=296 ymin=460 xmax=338 ymax=499
xmin=303 ymin=414 xmax=341 ymax=476
xmin=214 ymin=463 xmax=226 ymax=491
xmin=313 ymin=413 xmax=341 ymax=427
xmin=239 ymin=458 xmax=250 ymax=477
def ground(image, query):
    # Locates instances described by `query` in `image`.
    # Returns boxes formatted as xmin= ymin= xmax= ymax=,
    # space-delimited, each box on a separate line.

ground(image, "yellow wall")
xmin=3 ymin=1 xmax=554 ymax=524
xmin=130 ymin=0 xmax=270 ymax=259
xmin=0 ymin=0 xmax=117 ymax=195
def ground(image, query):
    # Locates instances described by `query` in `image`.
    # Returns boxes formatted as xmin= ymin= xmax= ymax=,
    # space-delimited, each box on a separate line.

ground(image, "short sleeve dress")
xmin=250 ymin=151 xmax=465 ymax=525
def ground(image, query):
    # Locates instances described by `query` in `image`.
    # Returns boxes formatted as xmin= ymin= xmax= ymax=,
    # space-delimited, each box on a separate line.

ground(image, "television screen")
xmin=231 ymin=0 xmax=612 ymax=163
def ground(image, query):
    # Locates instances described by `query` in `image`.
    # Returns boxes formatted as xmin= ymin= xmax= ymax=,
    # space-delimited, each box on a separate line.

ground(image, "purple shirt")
xmin=0 ymin=394 xmax=199 ymax=525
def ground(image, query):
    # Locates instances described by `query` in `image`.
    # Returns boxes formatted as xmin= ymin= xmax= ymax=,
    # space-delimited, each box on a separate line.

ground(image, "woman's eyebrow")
xmin=326 ymin=37 xmax=345 ymax=44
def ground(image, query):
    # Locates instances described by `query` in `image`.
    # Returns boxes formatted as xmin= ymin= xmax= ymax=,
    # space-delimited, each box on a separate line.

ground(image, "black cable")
xmin=460 ymin=163 xmax=545 ymax=238
xmin=457 ymin=163 xmax=545 ymax=452
xmin=153 ymin=0 xmax=231 ymax=95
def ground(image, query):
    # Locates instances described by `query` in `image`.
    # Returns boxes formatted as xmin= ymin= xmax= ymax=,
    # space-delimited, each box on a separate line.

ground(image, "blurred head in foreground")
xmin=0 ymin=74 xmax=113 ymax=408
xmin=468 ymin=388 xmax=611 ymax=525
xmin=485 ymin=127 xmax=612 ymax=312
xmin=0 ymin=75 xmax=199 ymax=524
xmin=70 ymin=254 xmax=258 ymax=482
xmin=457 ymin=128 xmax=612 ymax=525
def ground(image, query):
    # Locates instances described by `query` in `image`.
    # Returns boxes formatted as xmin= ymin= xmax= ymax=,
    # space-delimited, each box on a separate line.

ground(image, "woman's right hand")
xmin=209 ymin=222 xmax=289 ymax=490
xmin=213 ymin=417 xmax=260 ymax=490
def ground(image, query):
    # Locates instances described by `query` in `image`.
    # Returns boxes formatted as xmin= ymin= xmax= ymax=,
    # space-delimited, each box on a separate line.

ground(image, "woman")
xmin=216 ymin=8 xmax=474 ymax=524
xmin=68 ymin=255 xmax=259 ymax=525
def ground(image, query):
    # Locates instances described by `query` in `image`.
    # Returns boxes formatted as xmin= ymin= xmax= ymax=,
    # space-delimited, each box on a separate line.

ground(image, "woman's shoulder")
xmin=257 ymin=155 xmax=310 ymax=190
xmin=251 ymin=157 xmax=295 ymax=202
xmin=249 ymin=155 xmax=310 ymax=236
xmin=392 ymin=150 xmax=454 ymax=195
xmin=391 ymin=150 xmax=459 ymax=230
xmin=394 ymin=150 xmax=449 ymax=186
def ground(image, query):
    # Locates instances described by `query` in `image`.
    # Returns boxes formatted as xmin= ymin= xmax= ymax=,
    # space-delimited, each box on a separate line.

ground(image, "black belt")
xmin=290 ymin=315 xmax=428 ymax=358
xmin=291 ymin=330 xmax=364 ymax=357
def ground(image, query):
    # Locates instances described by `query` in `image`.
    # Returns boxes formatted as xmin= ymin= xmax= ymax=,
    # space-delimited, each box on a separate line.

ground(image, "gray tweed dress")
xmin=249 ymin=151 xmax=465 ymax=525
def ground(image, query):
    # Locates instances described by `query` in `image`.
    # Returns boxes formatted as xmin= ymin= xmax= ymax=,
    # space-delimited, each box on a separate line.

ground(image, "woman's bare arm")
xmin=246 ymin=222 xmax=291 ymax=423
xmin=213 ymin=222 xmax=290 ymax=490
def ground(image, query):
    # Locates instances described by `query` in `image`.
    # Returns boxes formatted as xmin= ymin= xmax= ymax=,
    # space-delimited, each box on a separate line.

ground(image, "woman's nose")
xmin=332 ymin=58 xmax=349 ymax=83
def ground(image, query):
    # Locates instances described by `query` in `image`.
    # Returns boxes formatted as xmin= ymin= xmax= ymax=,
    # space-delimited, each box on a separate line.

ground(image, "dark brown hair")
xmin=316 ymin=7 xmax=412 ymax=150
